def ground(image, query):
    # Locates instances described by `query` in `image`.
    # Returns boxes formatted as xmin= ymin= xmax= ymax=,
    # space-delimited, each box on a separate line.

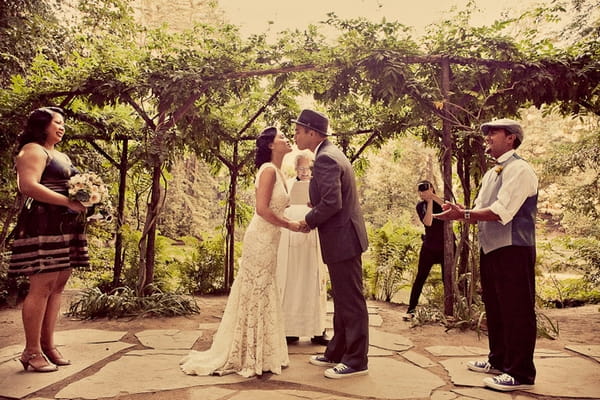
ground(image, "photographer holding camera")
xmin=404 ymin=180 xmax=449 ymax=320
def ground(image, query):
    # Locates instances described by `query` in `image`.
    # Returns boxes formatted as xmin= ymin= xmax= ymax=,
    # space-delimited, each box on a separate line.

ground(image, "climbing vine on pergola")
xmin=1 ymin=9 xmax=598 ymax=314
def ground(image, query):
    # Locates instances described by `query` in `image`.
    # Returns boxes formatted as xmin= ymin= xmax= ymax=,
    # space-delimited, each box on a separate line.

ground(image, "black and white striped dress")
xmin=8 ymin=151 xmax=89 ymax=276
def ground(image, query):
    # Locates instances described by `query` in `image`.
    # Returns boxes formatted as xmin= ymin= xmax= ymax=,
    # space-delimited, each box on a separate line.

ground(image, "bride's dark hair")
xmin=255 ymin=126 xmax=277 ymax=168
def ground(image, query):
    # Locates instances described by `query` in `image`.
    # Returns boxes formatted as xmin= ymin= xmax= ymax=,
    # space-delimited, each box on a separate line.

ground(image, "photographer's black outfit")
xmin=406 ymin=200 xmax=445 ymax=314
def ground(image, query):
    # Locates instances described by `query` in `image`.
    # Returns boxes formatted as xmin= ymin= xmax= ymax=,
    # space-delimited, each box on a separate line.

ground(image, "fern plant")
xmin=66 ymin=286 xmax=200 ymax=319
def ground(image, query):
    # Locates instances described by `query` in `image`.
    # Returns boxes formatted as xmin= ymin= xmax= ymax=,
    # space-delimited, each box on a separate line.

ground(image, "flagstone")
xmin=54 ymin=328 xmax=127 ymax=344
xmin=442 ymin=356 xmax=600 ymax=399
xmin=534 ymin=348 xmax=569 ymax=357
xmin=401 ymin=350 xmax=437 ymax=368
xmin=426 ymin=345 xmax=488 ymax=357
xmin=515 ymin=395 xmax=539 ymax=400
xmin=0 ymin=344 xmax=23 ymax=364
xmin=369 ymin=329 xmax=413 ymax=352
xmin=0 ymin=341 xmax=133 ymax=399
xmin=55 ymin=349 xmax=250 ymax=399
xmin=428 ymin=346 xmax=568 ymax=359
xmin=135 ymin=329 xmax=201 ymax=349
xmin=185 ymin=386 xmax=237 ymax=400
xmin=1 ymin=298 xmax=595 ymax=400
xmin=430 ymin=390 xmax=460 ymax=400
xmin=367 ymin=305 xmax=379 ymax=314
xmin=278 ymin=389 xmax=344 ymax=399
xmin=368 ymin=346 xmax=395 ymax=357
xmin=229 ymin=389 xmax=338 ymax=400
xmin=369 ymin=314 xmax=384 ymax=327
xmin=565 ymin=344 xmax=600 ymax=362
xmin=440 ymin=358 xmax=487 ymax=388
xmin=451 ymin=387 xmax=513 ymax=400
xmin=198 ymin=322 xmax=220 ymax=330
xmin=271 ymin=354 xmax=445 ymax=399
xmin=528 ymin=356 xmax=600 ymax=398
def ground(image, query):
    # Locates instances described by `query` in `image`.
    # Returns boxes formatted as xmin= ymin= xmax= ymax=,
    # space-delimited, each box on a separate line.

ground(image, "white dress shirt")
xmin=474 ymin=149 xmax=538 ymax=225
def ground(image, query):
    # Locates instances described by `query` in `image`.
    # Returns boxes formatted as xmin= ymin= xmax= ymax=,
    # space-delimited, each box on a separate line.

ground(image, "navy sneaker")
xmin=309 ymin=355 xmax=337 ymax=367
xmin=467 ymin=360 xmax=502 ymax=374
xmin=324 ymin=363 xmax=368 ymax=379
xmin=483 ymin=373 xmax=534 ymax=392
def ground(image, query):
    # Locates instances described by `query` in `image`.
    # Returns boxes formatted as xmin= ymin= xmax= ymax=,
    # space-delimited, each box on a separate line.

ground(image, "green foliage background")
xmin=0 ymin=0 xmax=598 ymax=318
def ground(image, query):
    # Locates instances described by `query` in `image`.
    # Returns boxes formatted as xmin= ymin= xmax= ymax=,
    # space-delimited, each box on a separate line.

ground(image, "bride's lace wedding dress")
xmin=180 ymin=162 xmax=290 ymax=377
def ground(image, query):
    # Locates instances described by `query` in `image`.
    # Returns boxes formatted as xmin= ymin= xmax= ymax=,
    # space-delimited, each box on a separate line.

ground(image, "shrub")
xmin=570 ymin=237 xmax=600 ymax=286
xmin=538 ymin=276 xmax=600 ymax=308
xmin=367 ymin=220 xmax=420 ymax=302
xmin=107 ymin=225 xmax=175 ymax=292
xmin=0 ymin=259 xmax=29 ymax=306
xmin=179 ymin=233 xmax=227 ymax=295
xmin=66 ymin=286 xmax=200 ymax=319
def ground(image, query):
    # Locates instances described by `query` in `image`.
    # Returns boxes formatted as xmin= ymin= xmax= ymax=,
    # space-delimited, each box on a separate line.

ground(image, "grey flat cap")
xmin=481 ymin=118 xmax=524 ymax=142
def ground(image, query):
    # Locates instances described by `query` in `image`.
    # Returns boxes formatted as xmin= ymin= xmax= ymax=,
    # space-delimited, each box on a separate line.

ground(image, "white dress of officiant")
xmin=277 ymin=151 xmax=329 ymax=344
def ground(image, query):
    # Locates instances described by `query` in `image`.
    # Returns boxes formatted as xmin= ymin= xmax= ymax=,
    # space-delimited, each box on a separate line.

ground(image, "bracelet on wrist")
xmin=464 ymin=209 xmax=471 ymax=220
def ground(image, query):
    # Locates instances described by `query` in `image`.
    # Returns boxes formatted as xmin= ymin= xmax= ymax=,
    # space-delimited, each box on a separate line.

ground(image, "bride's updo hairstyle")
xmin=17 ymin=107 xmax=65 ymax=151
xmin=255 ymin=126 xmax=277 ymax=168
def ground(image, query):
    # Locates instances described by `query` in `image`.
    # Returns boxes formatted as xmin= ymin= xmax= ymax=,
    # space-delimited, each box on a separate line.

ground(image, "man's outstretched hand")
xmin=433 ymin=202 xmax=465 ymax=221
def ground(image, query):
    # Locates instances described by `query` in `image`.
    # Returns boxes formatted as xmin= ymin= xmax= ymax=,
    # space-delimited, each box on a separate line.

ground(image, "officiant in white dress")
xmin=277 ymin=151 xmax=329 ymax=345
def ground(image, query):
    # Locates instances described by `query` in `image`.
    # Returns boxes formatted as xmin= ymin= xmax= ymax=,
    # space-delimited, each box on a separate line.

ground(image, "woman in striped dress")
xmin=9 ymin=107 xmax=88 ymax=372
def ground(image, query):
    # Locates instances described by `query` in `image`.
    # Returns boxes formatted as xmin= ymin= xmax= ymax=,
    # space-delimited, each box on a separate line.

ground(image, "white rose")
xmin=88 ymin=192 xmax=101 ymax=204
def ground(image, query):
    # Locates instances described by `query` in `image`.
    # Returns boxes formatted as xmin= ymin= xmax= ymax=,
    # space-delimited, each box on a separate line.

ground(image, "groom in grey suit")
xmin=293 ymin=109 xmax=369 ymax=379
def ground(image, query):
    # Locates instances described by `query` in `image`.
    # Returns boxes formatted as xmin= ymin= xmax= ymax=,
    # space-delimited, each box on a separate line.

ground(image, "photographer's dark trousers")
xmin=407 ymin=245 xmax=444 ymax=313
xmin=480 ymin=245 xmax=537 ymax=385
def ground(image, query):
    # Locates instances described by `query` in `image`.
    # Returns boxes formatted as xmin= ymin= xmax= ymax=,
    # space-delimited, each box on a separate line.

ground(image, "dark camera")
xmin=418 ymin=182 xmax=430 ymax=192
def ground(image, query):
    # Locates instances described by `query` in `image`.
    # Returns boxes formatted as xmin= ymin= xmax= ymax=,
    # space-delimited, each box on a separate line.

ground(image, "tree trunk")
xmin=112 ymin=139 xmax=128 ymax=290
xmin=224 ymin=142 xmax=240 ymax=291
xmin=138 ymin=165 xmax=161 ymax=296
xmin=456 ymin=149 xmax=473 ymax=301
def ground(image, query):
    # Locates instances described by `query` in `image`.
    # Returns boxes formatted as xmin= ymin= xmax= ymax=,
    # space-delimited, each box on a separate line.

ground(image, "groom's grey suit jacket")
xmin=304 ymin=140 xmax=368 ymax=264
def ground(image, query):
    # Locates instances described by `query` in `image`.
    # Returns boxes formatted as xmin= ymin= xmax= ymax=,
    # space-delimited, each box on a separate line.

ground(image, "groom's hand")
xmin=298 ymin=220 xmax=311 ymax=233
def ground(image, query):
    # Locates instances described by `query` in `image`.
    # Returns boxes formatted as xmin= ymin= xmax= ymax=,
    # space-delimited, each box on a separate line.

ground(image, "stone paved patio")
xmin=1 ymin=302 xmax=599 ymax=400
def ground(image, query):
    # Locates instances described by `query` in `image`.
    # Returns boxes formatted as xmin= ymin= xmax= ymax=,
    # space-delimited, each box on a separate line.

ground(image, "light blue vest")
xmin=477 ymin=154 xmax=537 ymax=254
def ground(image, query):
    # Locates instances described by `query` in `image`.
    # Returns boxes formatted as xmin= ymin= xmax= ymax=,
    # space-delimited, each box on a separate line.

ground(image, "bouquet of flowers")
xmin=67 ymin=173 xmax=113 ymax=222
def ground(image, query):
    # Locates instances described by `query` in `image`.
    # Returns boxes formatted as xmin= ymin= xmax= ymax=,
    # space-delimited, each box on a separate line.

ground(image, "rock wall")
xmin=131 ymin=0 xmax=225 ymax=31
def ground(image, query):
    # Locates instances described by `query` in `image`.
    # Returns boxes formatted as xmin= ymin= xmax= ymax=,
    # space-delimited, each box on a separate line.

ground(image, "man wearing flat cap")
xmin=293 ymin=109 xmax=369 ymax=379
xmin=435 ymin=118 xmax=538 ymax=392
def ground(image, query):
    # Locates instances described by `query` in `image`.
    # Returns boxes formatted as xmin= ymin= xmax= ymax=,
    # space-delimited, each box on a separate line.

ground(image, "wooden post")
xmin=224 ymin=140 xmax=240 ymax=291
xmin=440 ymin=56 xmax=455 ymax=316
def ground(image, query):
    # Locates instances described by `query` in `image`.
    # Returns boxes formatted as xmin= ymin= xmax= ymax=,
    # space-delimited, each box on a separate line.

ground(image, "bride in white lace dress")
xmin=180 ymin=127 xmax=302 ymax=377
